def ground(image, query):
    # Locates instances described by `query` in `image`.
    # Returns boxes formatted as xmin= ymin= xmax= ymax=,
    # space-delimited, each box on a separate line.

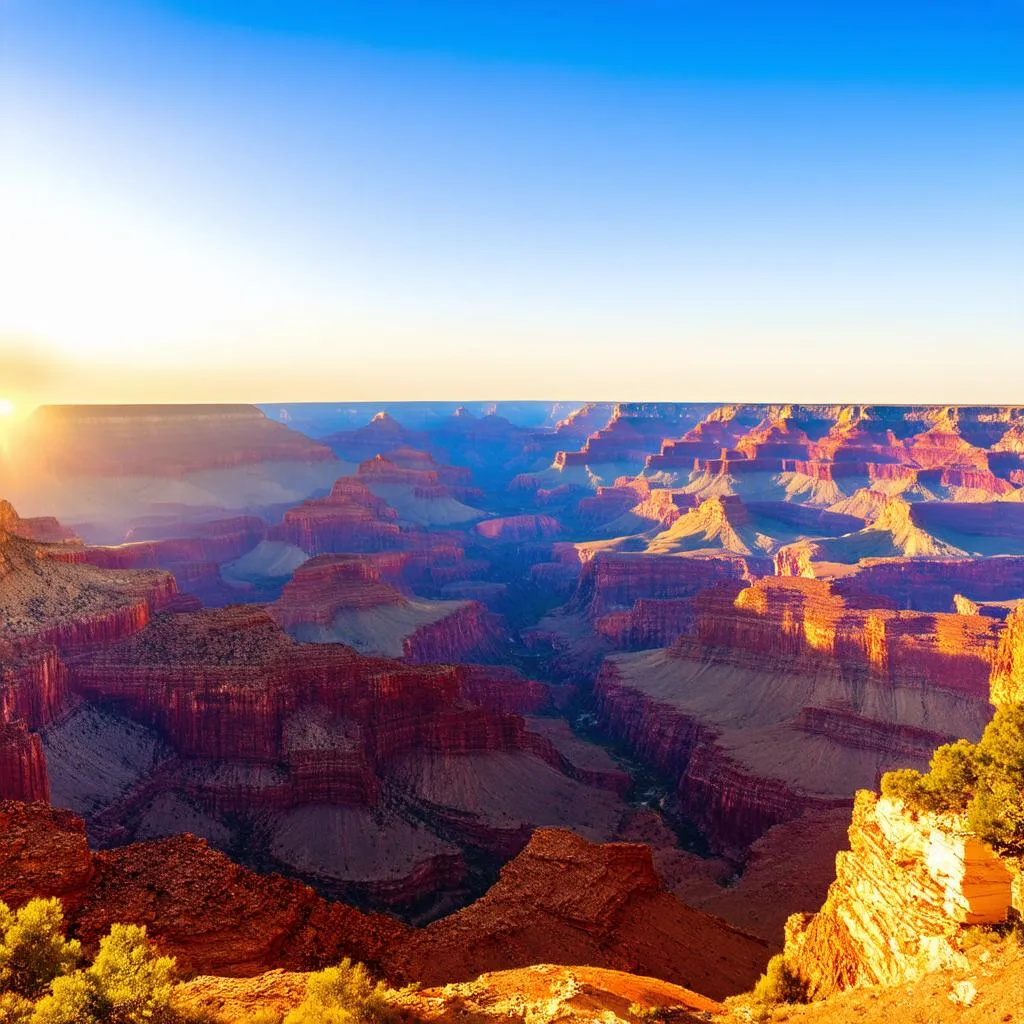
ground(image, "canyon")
xmin=3 ymin=400 xmax=1024 ymax=1021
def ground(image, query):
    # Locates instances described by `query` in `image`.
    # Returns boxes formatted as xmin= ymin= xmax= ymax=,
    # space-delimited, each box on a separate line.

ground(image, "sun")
xmin=0 ymin=399 xmax=14 ymax=418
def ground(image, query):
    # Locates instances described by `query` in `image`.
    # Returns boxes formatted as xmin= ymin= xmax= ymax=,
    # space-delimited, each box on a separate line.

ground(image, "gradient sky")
xmin=1 ymin=1 xmax=1022 ymax=406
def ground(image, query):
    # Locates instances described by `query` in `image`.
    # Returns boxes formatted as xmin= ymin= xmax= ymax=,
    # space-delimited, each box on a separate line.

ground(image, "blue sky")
xmin=1 ymin=1 xmax=1022 ymax=404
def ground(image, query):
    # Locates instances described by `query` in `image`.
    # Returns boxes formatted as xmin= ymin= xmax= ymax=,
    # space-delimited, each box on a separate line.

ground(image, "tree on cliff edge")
xmin=882 ymin=703 xmax=1024 ymax=856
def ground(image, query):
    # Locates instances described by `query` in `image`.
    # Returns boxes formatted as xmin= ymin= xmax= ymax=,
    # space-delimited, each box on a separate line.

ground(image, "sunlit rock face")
xmin=388 ymin=827 xmax=769 ymax=1000
xmin=784 ymin=792 xmax=1014 ymax=998
xmin=0 ymin=507 xmax=187 ymax=801
xmin=593 ymin=576 xmax=1000 ymax=854
xmin=990 ymin=603 xmax=1024 ymax=706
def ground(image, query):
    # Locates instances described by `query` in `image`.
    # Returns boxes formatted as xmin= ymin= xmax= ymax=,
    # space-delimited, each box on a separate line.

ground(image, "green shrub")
xmin=0 ymin=900 xmax=81 ymax=1000
xmin=31 ymin=923 xmax=196 ymax=1024
xmin=750 ymin=955 xmax=807 ymax=1006
xmin=627 ymin=1003 xmax=666 ymax=1023
xmin=881 ymin=703 xmax=1024 ymax=856
xmin=283 ymin=959 xmax=404 ymax=1024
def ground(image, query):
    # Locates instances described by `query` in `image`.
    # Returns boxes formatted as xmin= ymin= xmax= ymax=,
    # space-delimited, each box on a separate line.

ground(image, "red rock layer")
xmin=69 ymin=609 xmax=523 ymax=759
xmin=0 ymin=801 xmax=406 ymax=977
xmin=553 ymin=404 xmax=695 ymax=469
xmin=571 ymin=551 xmax=751 ymax=618
xmin=1 ymin=522 xmax=189 ymax=800
xmin=834 ymin=556 xmax=1024 ymax=612
xmin=475 ymin=515 xmax=561 ymax=542
xmin=0 ymin=723 xmax=49 ymax=801
xmin=272 ymin=478 xmax=402 ymax=553
xmin=52 ymin=516 xmax=268 ymax=572
xmin=358 ymin=449 xmax=476 ymax=493
xmin=271 ymin=554 xmax=409 ymax=627
xmin=593 ymin=577 xmax=1000 ymax=852
xmin=402 ymin=602 xmax=504 ymax=664
xmin=391 ymin=828 xmax=768 ymax=1000
xmin=2 ymin=803 xmax=769 ymax=996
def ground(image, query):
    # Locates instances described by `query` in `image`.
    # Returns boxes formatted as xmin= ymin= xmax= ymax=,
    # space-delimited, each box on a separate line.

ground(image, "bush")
xmin=750 ymin=955 xmax=807 ymax=1006
xmin=0 ymin=900 xmax=81 ymax=1000
xmin=31 ymin=923 xmax=199 ymax=1024
xmin=627 ymin=1003 xmax=666 ymax=1023
xmin=283 ymin=959 xmax=405 ymax=1024
xmin=0 ymin=992 xmax=35 ymax=1024
xmin=881 ymin=704 xmax=1024 ymax=856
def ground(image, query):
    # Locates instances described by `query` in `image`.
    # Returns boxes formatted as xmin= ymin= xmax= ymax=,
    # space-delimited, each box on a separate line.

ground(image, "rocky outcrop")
xmin=390 ymin=828 xmax=769 ymax=999
xmin=402 ymin=602 xmax=504 ymax=663
xmin=272 ymin=478 xmax=402 ymax=553
xmin=990 ymin=603 xmax=1024 ymax=706
xmin=571 ymin=551 xmax=750 ymax=619
xmin=183 ymin=964 xmax=727 ymax=1024
xmin=0 ymin=800 xmax=406 ymax=977
xmin=784 ymin=792 xmax=1015 ymax=998
xmin=476 ymin=515 xmax=561 ymax=542
xmin=270 ymin=555 xmax=505 ymax=663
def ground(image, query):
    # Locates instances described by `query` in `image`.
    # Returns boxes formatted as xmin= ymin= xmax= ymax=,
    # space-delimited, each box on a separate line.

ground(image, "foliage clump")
xmin=283 ymin=959 xmax=409 ymax=1024
xmin=0 ymin=899 xmax=81 ymax=1001
xmin=880 ymin=703 xmax=1024 ymax=856
xmin=0 ymin=899 xmax=208 ymax=1024
xmin=627 ymin=1003 xmax=667 ymax=1023
xmin=750 ymin=954 xmax=808 ymax=1007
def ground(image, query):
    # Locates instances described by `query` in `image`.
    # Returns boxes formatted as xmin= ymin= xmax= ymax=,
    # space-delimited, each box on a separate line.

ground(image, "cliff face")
xmin=270 ymin=556 xmax=506 ymax=664
xmin=402 ymin=601 xmax=504 ymax=664
xmin=0 ymin=724 xmax=50 ymax=802
xmin=571 ymin=551 xmax=750 ymax=619
xmin=56 ymin=607 xmax=647 ymax=910
xmin=273 ymin=478 xmax=402 ymax=553
xmin=784 ymin=792 xmax=1015 ymax=998
xmin=593 ymin=578 xmax=999 ymax=853
xmin=989 ymin=604 xmax=1024 ymax=706
xmin=0 ymin=520 xmax=188 ymax=801
xmin=475 ymin=515 xmax=561 ymax=542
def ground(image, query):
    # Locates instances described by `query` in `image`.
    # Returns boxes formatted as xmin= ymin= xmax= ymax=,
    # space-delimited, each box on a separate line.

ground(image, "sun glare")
xmin=0 ymin=399 xmax=14 ymax=418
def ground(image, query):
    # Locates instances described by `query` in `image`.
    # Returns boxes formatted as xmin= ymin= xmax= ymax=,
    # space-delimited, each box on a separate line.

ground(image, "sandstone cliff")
xmin=783 ymin=791 xmax=1015 ymax=998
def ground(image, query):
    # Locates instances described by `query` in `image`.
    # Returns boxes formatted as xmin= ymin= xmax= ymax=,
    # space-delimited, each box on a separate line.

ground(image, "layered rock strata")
xmin=593 ymin=577 xmax=1000 ymax=853
xmin=784 ymin=792 xmax=1015 ymax=997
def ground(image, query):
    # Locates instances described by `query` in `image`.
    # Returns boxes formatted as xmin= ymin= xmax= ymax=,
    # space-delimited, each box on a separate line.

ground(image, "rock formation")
xmin=784 ymin=792 xmax=1015 ymax=998
xmin=390 ymin=828 xmax=768 ymax=999
xmin=593 ymin=577 xmax=1000 ymax=853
